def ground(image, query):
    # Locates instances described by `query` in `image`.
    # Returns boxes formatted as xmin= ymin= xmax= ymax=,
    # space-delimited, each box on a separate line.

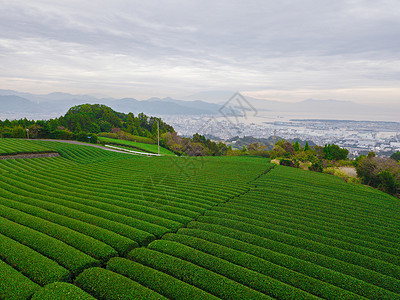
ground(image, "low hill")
xmin=0 ymin=139 xmax=399 ymax=299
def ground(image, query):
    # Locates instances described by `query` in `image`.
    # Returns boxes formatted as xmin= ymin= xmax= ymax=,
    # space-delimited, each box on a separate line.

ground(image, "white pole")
xmin=157 ymin=120 xmax=160 ymax=155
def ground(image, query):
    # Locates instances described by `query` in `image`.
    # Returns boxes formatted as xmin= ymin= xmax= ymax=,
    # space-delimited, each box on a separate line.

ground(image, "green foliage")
xmin=127 ymin=247 xmax=270 ymax=300
xmin=148 ymin=239 xmax=318 ymax=299
xmin=1 ymin=140 xmax=400 ymax=299
xmin=0 ymin=233 xmax=71 ymax=286
xmin=98 ymin=131 xmax=155 ymax=144
xmin=107 ymin=257 xmax=219 ymax=300
xmin=377 ymin=170 xmax=399 ymax=195
xmin=98 ymin=137 xmax=175 ymax=155
xmin=0 ymin=216 xmax=99 ymax=276
xmin=0 ymin=138 xmax=53 ymax=155
xmin=0 ymin=104 xmax=174 ymax=145
xmin=356 ymin=156 xmax=400 ymax=196
xmin=309 ymin=160 xmax=323 ymax=172
xmin=304 ymin=141 xmax=310 ymax=151
xmin=279 ymin=158 xmax=299 ymax=168
xmin=31 ymin=282 xmax=96 ymax=300
xmin=0 ymin=204 xmax=118 ymax=262
xmin=75 ymin=268 xmax=167 ymax=300
xmin=0 ymin=259 xmax=40 ymax=300
xmin=391 ymin=151 xmax=400 ymax=162
xmin=0 ymin=194 xmax=137 ymax=256
xmin=323 ymin=144 xmax=349 ymax=160
xmin=163 ymin=232 xmax=364 ymax=299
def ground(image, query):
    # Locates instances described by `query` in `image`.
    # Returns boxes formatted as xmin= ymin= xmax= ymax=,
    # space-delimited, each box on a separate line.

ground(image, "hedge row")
xmin=0 ymin=203 xmax=117 ymax=262
xmin=0 ymin=182 xmax=155 ymax=246
xmin=248 ymin=186 xmax=400 ymax=232
xmin=187 ymin=222 xmax=400 ymax=295
xmin=0 ymin=196 xmax=137 ymax=255
xmin=220 ymin=201 xmax=400 ymax=251
xmin=197 ymin=215 xmax=400 ymax=280
xmin=7 ymin=170 xmax=186 ymax=231
xmin=74 ymin=267 xmax=167 ymax=300
xmin=0 ymin=233 xmax=70 ymax=286
xmin=6 ymin=158 xmax=206 ymax=218
xmin=204 ymin=209 xmax=400 ymax=265
xmin=127 ymin=247 xmax=272 ymax=299
xmin=107 ymin=257 xmax=219 ymax=300
xmin=0 ymin=259 xmax=40 ymax=300
xmin=230 ymin=195 xmax=400 ymax=245
xmin=148 ymin=239 xmax=319 ymax=300
xmin=0 ymin=216 xmax=99 ymax=275
xmin=31 ymin=282 xmax=96 ymax=300
xmin=163 ymin=233 xmax=366 ymax=300
xmin=1 ymin=175 xmax=168 ymax=240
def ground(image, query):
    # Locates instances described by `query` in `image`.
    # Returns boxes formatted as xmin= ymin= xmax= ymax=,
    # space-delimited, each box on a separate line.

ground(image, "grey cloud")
xmin=0 ymin=0 xmax=399 ymax=103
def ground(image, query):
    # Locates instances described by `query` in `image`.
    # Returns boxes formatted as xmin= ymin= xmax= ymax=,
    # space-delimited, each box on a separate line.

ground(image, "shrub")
xmin=0 ymin=259 xmax=40 ymax=300
xmin=163 ymin=232 xmax=364 ymax=299
xmin=0 ymin=233 xmax=71 ymax=286
xmin=280 ymin=158 xmax=299 ymax=168
xmin=0 ymin=196 xmax=137 ymax=256
xmin=309 ymin=160 xmax=323 ymax=172
xmin=0 ymin=203 xmax=117 ymax=262
xmin=31 ymin=282 xmax=96 ymax=300
xmin=187 ymin=222 xmax=400 ymax=297
xmin=127 ymin=247 xmax=270 ymax=299
xmin=148 ymin=239 xmax=318 ymax=299
xmin=0 ymin=216 xmax=99 ymax=275
xmin=74 ymin=267 xmax=166 ymax=300
xmin=107 ymin=257 xmax=219 ymax=300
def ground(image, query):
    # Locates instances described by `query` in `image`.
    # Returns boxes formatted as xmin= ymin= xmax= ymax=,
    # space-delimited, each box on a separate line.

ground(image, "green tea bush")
xmin=0 ymin=216 xmax=99 ymax=275
xmin=107 ymin=257 xmax=219 ymax=300
xmin=0 ymin=195 xmax=137 ymax=255
xmin=0 ymin=259 xmax=40 ymax=300
xmin=0 ymin=233 xmax=71 ymax=285
xmin=74 ymin=267 xmax=166 ymax=300
xmin=148 ymin=239 xmax=319 ymax=300
xmin=0 ymin=204 xmax=117 ymax=262
xmin=31 ymin=282 xmax=96 ymax=300
xmin=127 ymin=247 xmax=271 ymax=300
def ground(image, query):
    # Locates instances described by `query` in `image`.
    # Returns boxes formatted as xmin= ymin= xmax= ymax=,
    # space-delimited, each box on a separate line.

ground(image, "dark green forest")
xmin=0 ymin=104 xmax=173 ymax=143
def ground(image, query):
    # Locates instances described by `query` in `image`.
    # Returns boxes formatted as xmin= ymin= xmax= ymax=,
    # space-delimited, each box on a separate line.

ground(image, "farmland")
xmin=98 ymin=137 xmax=176 ymax=156
xmin=0 ymin=138 xmax=399 ymax=299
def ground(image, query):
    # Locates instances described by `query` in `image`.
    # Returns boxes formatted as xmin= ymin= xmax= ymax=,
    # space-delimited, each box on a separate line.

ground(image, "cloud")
xmin=0 ymin=0 xmax=399 ymax=103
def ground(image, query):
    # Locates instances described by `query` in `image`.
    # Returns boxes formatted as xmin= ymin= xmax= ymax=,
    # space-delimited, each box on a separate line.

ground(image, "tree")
xmin=391 ymin=152 xmax=400 ymax=162
xmin=323 ymin=144 xmax=348 ymax=160
xmin=356 ymin=156 xmax=400 ymax=196
xmin=304 ymin=141 xmax=310 ymax=151
xmin=293 ymin=141 xmax=300 ymax=152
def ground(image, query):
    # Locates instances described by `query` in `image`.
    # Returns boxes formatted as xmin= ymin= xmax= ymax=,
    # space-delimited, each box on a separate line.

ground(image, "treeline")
xmin=355 ymin=152 xmax=399 ymax=196
xmin=161 ymin=132 xmax=229 ymax=156
xmin=0 ymin=104 xmax=174 ymax=144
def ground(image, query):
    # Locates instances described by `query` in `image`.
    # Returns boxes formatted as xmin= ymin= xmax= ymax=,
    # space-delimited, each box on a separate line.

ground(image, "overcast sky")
xmin=0 ymin=0 xmax=399 ymax=105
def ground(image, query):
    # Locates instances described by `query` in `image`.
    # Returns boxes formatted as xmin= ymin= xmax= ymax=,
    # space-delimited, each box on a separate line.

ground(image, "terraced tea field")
xmin=0 ymin=139 xmax=399 ymax=299
xmin=98 ymin=137 xmax=175 ymax=156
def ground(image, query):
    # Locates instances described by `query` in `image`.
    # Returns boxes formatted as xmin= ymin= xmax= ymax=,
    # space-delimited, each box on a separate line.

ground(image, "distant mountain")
xmin=1 ymin=89 xmax=398 ymax=121
xmin=0 ymin=95 xmax=43 ymax=113
xmin=0 ymin=90 xmax=221 ymax=116
xmin=110 ymin=97 xmax=220 ymax=115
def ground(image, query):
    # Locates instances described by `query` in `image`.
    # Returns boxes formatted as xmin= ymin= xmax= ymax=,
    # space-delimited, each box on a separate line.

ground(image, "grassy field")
xmin=98 ymin=137 xmax=175 ymax=156
xmin=0 ymin=138 xmax=399 ymax=299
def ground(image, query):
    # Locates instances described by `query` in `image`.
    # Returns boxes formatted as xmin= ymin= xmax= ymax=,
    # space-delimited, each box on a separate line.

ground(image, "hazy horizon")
xmin=1 ymin=1 xmax=399 ymax=107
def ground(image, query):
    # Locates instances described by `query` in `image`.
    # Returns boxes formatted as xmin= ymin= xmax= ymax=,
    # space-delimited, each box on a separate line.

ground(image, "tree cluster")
xmin=356 ymin=155 xmax=399 ymax=196
xmin=0 ymin=104 xmax=174 ymax=144
xmin=161 ymin=132 xmax=228 ymax=156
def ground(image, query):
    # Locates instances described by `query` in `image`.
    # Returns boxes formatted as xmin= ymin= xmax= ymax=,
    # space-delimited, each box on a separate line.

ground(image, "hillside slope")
xmin=0 ymin=139 xmax=399 ymax=299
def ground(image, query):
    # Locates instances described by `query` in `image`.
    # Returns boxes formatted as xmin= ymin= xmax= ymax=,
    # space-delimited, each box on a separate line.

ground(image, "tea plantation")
xmin=0 ymin=139 xmax=399 ymax=299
